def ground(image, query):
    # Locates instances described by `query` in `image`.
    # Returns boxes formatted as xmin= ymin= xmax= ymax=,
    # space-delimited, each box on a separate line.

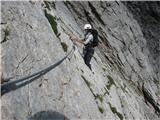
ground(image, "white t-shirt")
xmin=84 ymin=32 xmax=93 ymax=45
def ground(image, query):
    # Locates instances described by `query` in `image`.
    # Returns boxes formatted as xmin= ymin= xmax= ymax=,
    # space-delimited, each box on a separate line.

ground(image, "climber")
xmin=70 ymin=24 xmax=98 ymax=71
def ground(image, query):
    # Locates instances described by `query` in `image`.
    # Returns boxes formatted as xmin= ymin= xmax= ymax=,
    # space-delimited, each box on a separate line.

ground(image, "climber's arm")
xmin=74 ymin=38 xmax=84 ymax=44
xmin=70 ymin=36 xmax=84 ymax=44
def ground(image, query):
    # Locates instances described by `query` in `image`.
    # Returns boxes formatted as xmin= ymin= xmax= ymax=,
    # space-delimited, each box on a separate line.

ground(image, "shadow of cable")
xmin=28 ymin=110 xmax=69 ymax=120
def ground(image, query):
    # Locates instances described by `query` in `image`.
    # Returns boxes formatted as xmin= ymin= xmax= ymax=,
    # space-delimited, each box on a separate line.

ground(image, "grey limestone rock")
xmin=1 ymin=1 xmax=160 ymax=120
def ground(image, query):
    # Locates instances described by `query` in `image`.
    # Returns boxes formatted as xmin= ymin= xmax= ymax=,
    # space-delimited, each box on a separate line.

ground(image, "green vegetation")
xmin=95 ymin=94 xmax=103 ymax=103
xmin=108 ymin=102 xmax=123 ymax=120
xmin=98 ymin=106 xmax=104 ymax=113
xmin=81 ymin=75 xmax=91 ymax=87
xmin=44 ymin=1 xmax=51 ymax=10
xmin=81 ymin=75 xmax=96 ymax=98
xmin=1 ymin=28 xmax=10 ymax=44
xmin=44 ymin=1 xmax=56 ymax=10
xmin=61 ymin=42 xmax=68 ymax=52
xmin=106 ymin=75 xmax=116 ymax=90
xmin=102 ymin=67 xmax=106 ymax=72
xmin=44 ymin=10 xmax=58 ymax=35
xmin=95 ymin=88 xmax=109 ymax=104
xmin=81 ymin=75 xmax=106 ymax=114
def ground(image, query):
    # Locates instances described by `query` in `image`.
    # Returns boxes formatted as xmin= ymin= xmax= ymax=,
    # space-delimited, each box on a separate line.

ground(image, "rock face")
xmin=124 ymin=1 xmax=160 ymax=79
xmin=1 ymin=1 xmax=160 ymax=120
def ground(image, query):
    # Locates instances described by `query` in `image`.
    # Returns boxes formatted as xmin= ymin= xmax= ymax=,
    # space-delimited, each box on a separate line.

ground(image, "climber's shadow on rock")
xmin=29 ymin=110 xmax=69 ymax=120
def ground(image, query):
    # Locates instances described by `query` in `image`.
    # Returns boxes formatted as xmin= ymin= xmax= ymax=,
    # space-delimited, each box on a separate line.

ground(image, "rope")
xmin=60 ymin=24 xmax=84 ymax=56
xmin=1 ymin=46 xmax=75 ymax=91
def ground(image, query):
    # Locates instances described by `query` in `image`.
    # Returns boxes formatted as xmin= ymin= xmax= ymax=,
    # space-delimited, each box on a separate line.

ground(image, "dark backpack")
xmin=91 ymin=29 xmax=99 ymax=47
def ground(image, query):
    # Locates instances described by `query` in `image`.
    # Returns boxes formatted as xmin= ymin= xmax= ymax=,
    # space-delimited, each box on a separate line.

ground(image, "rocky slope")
xmin=1 ymin=1 xmax=160 ymax=120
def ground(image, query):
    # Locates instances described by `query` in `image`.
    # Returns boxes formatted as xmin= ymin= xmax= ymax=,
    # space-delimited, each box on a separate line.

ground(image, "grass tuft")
xmin=98 ymin=106 xmax=104 ymax=113
xmin=44 ymin=10 xmax=58 ymax=35
xmin=108 ymin=102 xmax=123 ymax=120
xmin=61 ymin=42 xmax=68 ymax=52
xmin=1 ymin=28 xmax=10 ymax=44
xmin=95 ymin=94 xmax=103 ymax=103
xmin=106 ymin=75 xmax=116 ymax=90
xmin=44 ymin=1 xmax=51 ymax=10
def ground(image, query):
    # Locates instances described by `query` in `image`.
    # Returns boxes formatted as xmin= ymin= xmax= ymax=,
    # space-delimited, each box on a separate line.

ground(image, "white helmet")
xmin=84 ymin=24 xmax=92 ymax=30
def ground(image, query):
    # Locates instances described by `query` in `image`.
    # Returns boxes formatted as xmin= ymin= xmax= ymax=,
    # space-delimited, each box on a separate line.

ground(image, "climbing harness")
xmin=1 ymin=45 xmax=75 ymax=95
